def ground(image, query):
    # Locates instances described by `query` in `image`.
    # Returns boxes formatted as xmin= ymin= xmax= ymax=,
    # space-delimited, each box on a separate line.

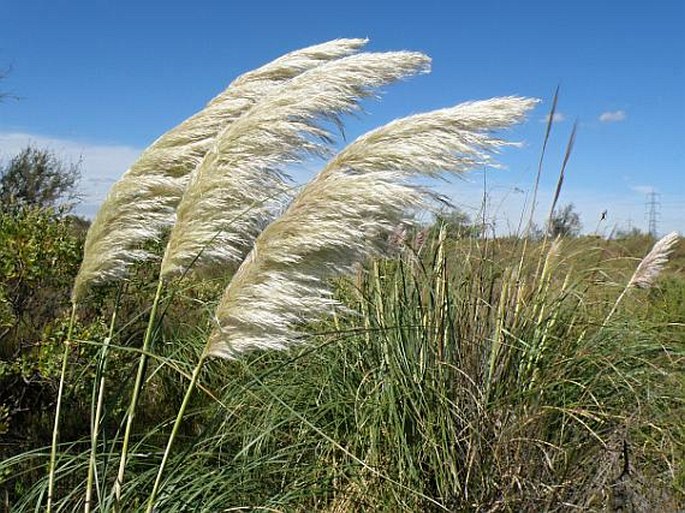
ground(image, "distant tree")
xmin=435 ymin=206 xmax=477 ymax=238
xmin=0 ymin=146 xmax=81 ymax=213
xmin=548 ymin=203 xmax=582 ymax=237
xmin=613 ymin=226 xmax=645 ymax=240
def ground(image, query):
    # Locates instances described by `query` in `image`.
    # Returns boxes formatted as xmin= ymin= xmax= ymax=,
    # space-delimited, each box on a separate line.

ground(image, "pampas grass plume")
xmin=629 ymin=231 xmax=679 ymax=289
xmin=71 ymin=38 xmax=367 ymax=304
xmin=603 ymin=231 xmax=679 ymax=325
xmin=160 ymin=51 xmax=431 ymax=278
xmin=206 ymin=96 xmax=537 ymax=358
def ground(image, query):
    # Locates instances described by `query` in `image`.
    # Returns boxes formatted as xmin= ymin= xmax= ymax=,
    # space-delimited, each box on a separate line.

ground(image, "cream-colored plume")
xmin=206 ymin=97 xmax=538 ymax=358
xmin=72 ymin=38 xmax=367 ymax=303
xmin=603 ymin=231 xmax=679 ymax=325
xmin=628 ymin=231 xmax=679 ymax=289
xmin=159 ymin=51 xmax=432 ymax=278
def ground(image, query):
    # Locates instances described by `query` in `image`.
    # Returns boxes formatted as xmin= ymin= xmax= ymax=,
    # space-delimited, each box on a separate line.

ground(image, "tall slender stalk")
xmin=533 ymin=121 xmax=576 ymax=282
xmin=145 ymin=351 xmax=208 ymax=513
xmin=112 ymin=278 xmax=165 ymax=506
xmin=544 ymin=121 xmax=577 ymax=234
xmin=526 ymin=85 xmax=559 ymax=237
xmin=47 ymin=303 xmax=77 ymax=513
xmin=514 ymin=87 xmax=558 ymax=319
xmin=85 ymin=287 xmax=122 ymax=513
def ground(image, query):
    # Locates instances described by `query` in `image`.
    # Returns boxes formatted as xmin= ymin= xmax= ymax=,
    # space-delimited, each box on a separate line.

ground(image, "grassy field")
xmin=1 ymin=221 xmax=683 ymax=512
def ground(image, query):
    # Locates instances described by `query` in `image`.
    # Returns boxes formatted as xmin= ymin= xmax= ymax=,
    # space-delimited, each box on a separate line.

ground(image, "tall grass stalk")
xmin=112 ymin=278 xmax=165 ymax=506
xmin=145 ymin=351 xmax=208 ymax=513
xmin=532 ymin=120 xmax=577 ymax=283
xmin=514 ymin=87 xmax=559 ymax=319
xmin=526 ymin=85 xmax=559 ymax=237
xmin=46 ymin=303 xmax=77 ymax=513
xmin=544 ymin=120 xmax=577 ymax=234
xmin=85 ymin=287 xmax=122 ymax=512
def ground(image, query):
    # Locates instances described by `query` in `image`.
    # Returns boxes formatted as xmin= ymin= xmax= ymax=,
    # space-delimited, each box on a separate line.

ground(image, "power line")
xmin=645 ymin=191 xmax=661 ymax=237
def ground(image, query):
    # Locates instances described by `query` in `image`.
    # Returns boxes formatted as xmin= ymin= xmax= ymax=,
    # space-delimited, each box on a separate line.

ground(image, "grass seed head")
xmin=160 ymin=51 xmax=431 ymax=279
xmin=629 ymin=231 xmax=679 ymax=289
xmin=206 ymin=96 xmax=538 ymax=358
xmin=72 ymin=38 xmax=367 ymax=304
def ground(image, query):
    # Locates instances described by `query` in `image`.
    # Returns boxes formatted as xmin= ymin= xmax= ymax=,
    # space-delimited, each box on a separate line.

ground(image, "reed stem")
xmin=47 ymin=303 xmax=77 ymax=513
xmin=113 ymin=278 xmax=165 ymax=507
xmin=146 ymin=352 xmax=208 ymax=513
xmin=85 ymin=289 xmax=121 ymax=513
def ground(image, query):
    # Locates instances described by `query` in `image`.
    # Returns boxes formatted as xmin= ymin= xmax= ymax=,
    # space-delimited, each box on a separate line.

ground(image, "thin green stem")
xmin=85 ymin=289 xmax=121 ymax=513
xmin=146 ymin=352 xmax=208 ymax=513
xmin=603 ymin=286 xmax=629 ymax=328
xmin=112 ymin=278 xmax=165 ymax=507
xmin=47 ymin=303 xmax=77 ymax=513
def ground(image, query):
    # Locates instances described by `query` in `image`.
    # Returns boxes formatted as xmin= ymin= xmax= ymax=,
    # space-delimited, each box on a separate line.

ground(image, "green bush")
xmin=0 ymin=208 xmax=81 ymax=447
xmin=0 ymin=207 xmax=82 ymax=350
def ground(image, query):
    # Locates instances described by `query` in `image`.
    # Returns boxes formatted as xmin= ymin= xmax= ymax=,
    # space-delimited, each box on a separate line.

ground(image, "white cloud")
xmin=630 ymin=185 xmax=655 ymax=195
xmin=540 ymin=112 xmax=566 ymax=123
xmin=599 ymin=110 xmax=627 ymax=123
xmin=0 ymin=132 xmax=141 ymax=217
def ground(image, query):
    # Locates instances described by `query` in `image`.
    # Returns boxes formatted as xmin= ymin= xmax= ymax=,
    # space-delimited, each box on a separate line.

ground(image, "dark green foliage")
xmin=0 ymin=206 xmax=89 ymax=501
xmin=0 ymin=207 xmax=83 ymax=354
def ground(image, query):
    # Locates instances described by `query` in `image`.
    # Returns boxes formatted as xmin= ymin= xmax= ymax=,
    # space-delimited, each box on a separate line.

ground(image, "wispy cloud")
xmin=540 ymin=112 xmax=566 ymax=123
xmin=599 ymin=110 xmax=627 ymax=123
xmin=630 ymin=185 xmax=655 ymax=195
xmin=0 ymin=131 xmax=141 ymax=217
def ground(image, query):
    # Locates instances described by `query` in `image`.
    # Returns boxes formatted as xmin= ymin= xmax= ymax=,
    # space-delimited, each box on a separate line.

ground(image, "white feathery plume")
xmin=160 ymin=51 xmax=432 ymax=278
xmin=627 ymin=231 xmax=679 ymax=289
xmin=604 ymin=231 xmax=679 ymax=325
xmin=72 ymin=38 xmax=367 ymax=304
xmin=206 ymin=96 xmax=538 ymax=358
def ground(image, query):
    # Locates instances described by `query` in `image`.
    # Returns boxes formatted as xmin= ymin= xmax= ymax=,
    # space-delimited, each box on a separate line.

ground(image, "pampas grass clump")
xmin=144 ymin=95 xmax=537 ymax=511
xmin=10 ymin=38 xmax=680 ymax=513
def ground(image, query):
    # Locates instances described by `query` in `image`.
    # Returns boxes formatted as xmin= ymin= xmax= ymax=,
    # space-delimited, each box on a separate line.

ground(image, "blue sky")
xmin=1 ymin=0 xmax=683 ymax=235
